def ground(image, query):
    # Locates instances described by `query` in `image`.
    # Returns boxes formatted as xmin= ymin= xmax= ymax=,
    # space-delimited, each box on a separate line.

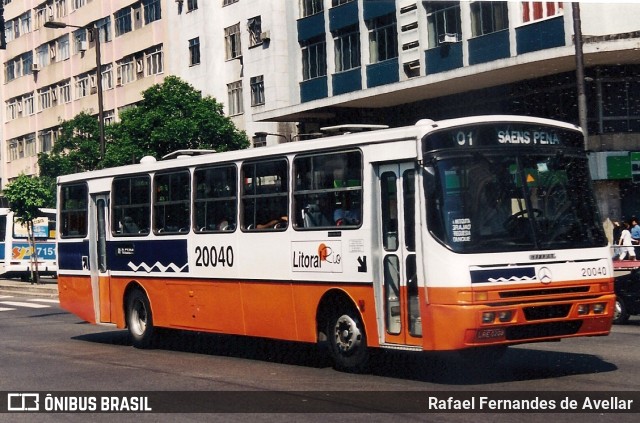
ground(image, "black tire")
xmin=126 ymin=289 xmax=155 ymax=348
xmin=613 ymin=297 xmax=630 ymax=324
xmin=327 ymin=306 xmax=369 ymax=373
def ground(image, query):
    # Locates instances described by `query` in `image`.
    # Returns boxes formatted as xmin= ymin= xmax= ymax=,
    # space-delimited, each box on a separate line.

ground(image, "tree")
xmin=38 ymin=75 xmax=249 ymax=180
xmin=109 ymin=76 xmax=249 ymax=166
xmin=2 ymin=175 xmax=54 ymax=284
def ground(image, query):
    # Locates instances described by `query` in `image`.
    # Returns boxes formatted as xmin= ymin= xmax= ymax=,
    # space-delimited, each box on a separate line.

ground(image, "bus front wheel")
xmin=327 ymin=307 xmax=369 ymax=372
xmin=126 ymin=289 xmax=155 ymax=349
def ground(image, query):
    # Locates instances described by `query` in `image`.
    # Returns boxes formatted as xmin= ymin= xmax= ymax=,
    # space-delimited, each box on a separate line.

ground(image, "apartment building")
xmin=2 ymin=1 xmax=640 ymax=220
xmin=0 ymin=0 xmax=293 ymax=188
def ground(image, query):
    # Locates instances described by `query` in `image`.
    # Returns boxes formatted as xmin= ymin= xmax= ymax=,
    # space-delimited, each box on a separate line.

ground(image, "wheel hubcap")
xmin=334 ymin=314 xmax=362 ymax=354
xmin=131 ymin=300 xmax=147 ymax=335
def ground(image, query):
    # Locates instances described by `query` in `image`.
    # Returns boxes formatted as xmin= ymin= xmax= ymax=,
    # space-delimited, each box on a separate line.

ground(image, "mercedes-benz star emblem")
xmin=537 ymin=267 xmax=552 ymax=284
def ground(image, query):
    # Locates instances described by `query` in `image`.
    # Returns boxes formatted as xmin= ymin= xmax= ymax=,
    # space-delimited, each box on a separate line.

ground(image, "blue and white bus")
xmin=0 ymin=208 xmax=57 ymax=279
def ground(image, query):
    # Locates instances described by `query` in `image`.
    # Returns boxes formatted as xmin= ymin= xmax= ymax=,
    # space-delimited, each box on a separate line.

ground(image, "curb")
xmin=0 ymin=284 xmax=59 ymax=299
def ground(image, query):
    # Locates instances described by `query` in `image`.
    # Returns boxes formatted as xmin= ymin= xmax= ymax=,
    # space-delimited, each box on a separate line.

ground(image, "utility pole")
xmin=572 ymin=3 xmax=588 ymax=142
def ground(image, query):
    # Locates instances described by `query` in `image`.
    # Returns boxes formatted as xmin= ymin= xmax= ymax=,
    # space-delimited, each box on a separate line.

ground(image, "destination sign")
xmin=423 ymin=123 xmax=584 ymax=152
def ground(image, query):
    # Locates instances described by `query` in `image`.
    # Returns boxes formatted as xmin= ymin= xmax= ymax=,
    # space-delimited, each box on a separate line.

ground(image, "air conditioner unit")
xmin=260 ymin=31 xmax=271 ymax=42
xmin=31 ymin=63 xmax=40 ymax=72
xmin=79 ymin=41 xmax=88 ymax=52
xmin=439 ymin=33 xmax=458 ymax=44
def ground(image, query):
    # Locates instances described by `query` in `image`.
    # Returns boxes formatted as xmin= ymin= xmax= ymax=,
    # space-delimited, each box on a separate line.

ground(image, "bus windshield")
xmin=425 ymin=150 xmax=607 ymax=253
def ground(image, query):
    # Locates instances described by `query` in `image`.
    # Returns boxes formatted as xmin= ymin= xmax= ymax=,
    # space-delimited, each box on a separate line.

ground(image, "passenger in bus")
xmin=256 ymin=216 xmax=288 ymax=229
xmin=618 ymin=221 xmax=636 ymax=261
xmin=334 ymin=193 xmax=360 ymax=226
xmin=121 ymin=216 xmax=140 ymax=234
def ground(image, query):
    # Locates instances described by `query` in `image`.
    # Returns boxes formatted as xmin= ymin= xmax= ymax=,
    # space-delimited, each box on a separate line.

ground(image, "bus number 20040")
xmin=195 ymin=246 xmax=234 ymax=267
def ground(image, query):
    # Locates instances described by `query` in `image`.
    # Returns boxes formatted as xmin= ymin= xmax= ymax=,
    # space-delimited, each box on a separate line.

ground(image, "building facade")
xmin=2 ymin=1 xmax=640 ymax=222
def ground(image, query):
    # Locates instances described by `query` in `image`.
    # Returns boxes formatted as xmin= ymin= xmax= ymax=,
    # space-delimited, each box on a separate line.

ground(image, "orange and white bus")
xmin=57 ymin=115 xmax=614 ymax=371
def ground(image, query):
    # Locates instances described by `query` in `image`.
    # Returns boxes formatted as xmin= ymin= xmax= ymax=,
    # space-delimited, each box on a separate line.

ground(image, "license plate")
xmin=477 ymin=328 xmax=505 ymax=339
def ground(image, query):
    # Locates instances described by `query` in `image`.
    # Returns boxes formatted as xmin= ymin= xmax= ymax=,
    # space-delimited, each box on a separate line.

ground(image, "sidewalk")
xmin=0 ymin=277 xmax=59 ymax=299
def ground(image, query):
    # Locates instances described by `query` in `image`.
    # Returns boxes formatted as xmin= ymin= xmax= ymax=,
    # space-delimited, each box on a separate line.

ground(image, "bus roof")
xmin=57 ymin=115 xmax=581 ymax=185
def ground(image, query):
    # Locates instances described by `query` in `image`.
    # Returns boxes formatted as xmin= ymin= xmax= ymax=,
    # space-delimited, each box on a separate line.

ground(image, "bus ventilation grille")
xmin=523 ymin=304 xmax=571 ymax=320
xmin=505 ymin=321 xmax=582 ymax=341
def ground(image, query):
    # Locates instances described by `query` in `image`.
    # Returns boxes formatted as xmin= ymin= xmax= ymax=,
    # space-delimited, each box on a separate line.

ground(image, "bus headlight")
xmin=577 ymin=304 xmax=590 ymax=315
xmin=498 ymin=311 xmax=513 ymax=322
xmin=592 ymin=303 xmax=606 ymax=314
xmin=482 ymin=312 xmax=495 ymax=324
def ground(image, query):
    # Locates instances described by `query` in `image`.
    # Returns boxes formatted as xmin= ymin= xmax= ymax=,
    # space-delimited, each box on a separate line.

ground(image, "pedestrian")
xmin=631 ymin=218 xmax=640 ymax=256
xmin=613 ymin=220 xmax=622 ymax=259
xmin=619 ymin=221 xmax=636 ymax=261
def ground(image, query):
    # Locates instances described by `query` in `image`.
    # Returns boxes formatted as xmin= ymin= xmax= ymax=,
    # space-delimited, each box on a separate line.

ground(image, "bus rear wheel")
xmin=126 ymin=289 xmax=155 ymax=349
xmin=327 ymin=307 xmax=369 ymax=372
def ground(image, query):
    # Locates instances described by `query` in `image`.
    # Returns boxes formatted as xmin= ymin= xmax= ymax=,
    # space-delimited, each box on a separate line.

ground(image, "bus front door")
xmin=89 ymin=193 xmax=111 ymax=323
xmin=377 ymin=163 xmax=422 ymax=346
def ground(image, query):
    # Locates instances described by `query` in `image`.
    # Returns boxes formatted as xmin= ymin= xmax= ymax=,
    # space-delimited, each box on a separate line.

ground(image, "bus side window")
xmin=293 ymin=150 xmax=362 ymax=229
xmin=154 ymin=170 xmax=191 ymax=235
xmin=241 ymin=159 xmax=288 ymax=231
xmin=194 ymin=165 xmax=237 ymax=233
xmin=112 ymin=175 xmax=151 ymax=236
xmin=60 ymin=183 xmax=88 ymax=237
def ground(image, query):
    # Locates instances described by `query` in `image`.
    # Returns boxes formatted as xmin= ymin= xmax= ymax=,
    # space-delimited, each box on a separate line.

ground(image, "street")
xmin=1 ymin=292 xmax=639 ymax=422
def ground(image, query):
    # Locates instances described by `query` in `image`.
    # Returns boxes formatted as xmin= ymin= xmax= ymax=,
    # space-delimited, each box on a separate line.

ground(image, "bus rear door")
xmin=89 ymin=193 xmax=111 ymax=323
xmin=377 ymin=163 xmax=422 ymax=346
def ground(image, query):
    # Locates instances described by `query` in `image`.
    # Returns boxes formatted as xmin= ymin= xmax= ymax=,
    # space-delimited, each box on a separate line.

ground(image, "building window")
xmin=301 ymin=0 xmax=323 ymax=17
xmin=25 ymin=134 xmax=36 ymax=157
xmin=117 ymin=57 xmax=135 ymax=85
xmin=145 ymin=45 xmax=163 ymax=76
xmin=227 ymin=81 xmax=243 ymax=116
xmin=189 ymin=37 xmax=201 ymax=66
xmin=38 ymin=87 xmax=53 ymax=111
xmin=39 ymin=128 xmax=58 ymax=153
xmin=248 ymin=16 xmax=262 ymax=47
xmin=24 ymin=94 xmax=35 ymax=115
xmin=301 ymin=39 xmax=326 ymax=80
xmin=522 ymin=2 xmax=563 ymax=23
xmin=36 ymin=44 xmax=50 ymax=68
xmin=96 ymin=17 xmax=112 ymax=43
xmin=223 ymin=0 xmax=239 ymax=6
xmin=368 ymin=14 xmax=398 ymax=63
xmin=75 ymin=73 xmax=90 ymax=98
xmin=115 ymin=7 xmax=132 ymax=36
xmin=54 ymin=0 xmax=67 ymax=19
xmin=250 ymin=75 xmax=265 ymax=106
xmin=253 ymin=134 xmax=267 ymax=148
xmin=332 ymin=0 xmax=354 ymax=6
xmin=59 ymin=80 xmax=71 ymax=103
xmin=142 ymin=0 xmax=161 ymax=24
xmin=334 ymin=26 xmax=360 ymax=72
xmin=57 ymin=34 xmax=70 ymax=61
xmin=72 ymin=0 xmax=87 ymax=10
xmin=8 ymin=140 xmax=19 ymax=161
xmin=20 ymin=12 xmax=31 ymax=36
xmin=187 ymin=0 xmax=198 ymax=12
xmin=426 ymin=1 xmax=462 ymax=47
xmin=74 ymin=28 xmax=87 ymax=54
xmin=225 ymin=23 xmax=242 ymax=60
xmin=101 ymin=64 xmax=113 ymax=90
xmin=471 ymin=1 xmax=509 ymax=37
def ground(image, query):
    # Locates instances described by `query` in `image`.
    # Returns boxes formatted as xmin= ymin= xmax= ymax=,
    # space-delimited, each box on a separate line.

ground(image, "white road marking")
xmin=0 ymin=301 xmax=49 ymax=308
xmin=0 ymin=307 xmax=17 ymax=312
xmin=28 ymin=299 xmax=59 ymax=304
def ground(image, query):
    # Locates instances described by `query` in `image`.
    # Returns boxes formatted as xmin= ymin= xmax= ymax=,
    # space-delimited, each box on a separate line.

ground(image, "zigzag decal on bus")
xmin=127 ymin=261 xmax=189 ymax=273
